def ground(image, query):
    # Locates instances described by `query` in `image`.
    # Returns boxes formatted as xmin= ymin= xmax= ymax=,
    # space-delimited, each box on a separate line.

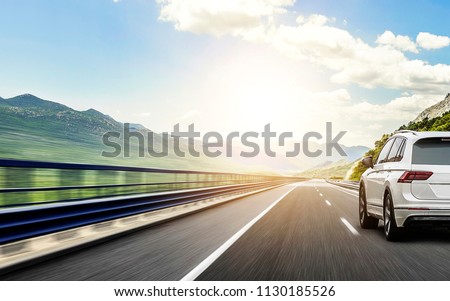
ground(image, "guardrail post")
xmin=145 ymin=171 xmax=151 ymax=193
xmin=174 ymin=173 xmax=178 ymax=191
xmin=0 ymin=167 xmax=4 ymax=205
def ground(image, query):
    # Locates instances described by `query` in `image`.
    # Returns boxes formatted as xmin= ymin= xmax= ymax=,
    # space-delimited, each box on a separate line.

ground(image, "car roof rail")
xmin=395 ymin=130 xmax=418 ymax=135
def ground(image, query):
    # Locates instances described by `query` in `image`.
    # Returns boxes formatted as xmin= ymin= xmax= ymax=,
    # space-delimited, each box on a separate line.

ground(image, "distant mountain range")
xmin=0 ymin=94 xmax=369 ymax=174
xmin=0 ymin=94 xmax=215 ymax=171
xmin=0 ymin=93 xmax=122 ymax=134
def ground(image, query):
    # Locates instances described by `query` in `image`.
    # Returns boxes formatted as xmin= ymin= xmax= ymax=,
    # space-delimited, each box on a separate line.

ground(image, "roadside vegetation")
xmin=349 ymin=110 xmax=450 ymax=180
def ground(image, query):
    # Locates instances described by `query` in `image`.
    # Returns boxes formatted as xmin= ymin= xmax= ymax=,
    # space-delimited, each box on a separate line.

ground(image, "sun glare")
xmin=197 ymin=46 xmax=326 ymax=133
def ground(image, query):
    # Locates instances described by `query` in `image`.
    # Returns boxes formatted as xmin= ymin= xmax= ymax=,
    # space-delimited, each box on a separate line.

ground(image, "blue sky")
xmin=1 ymin=0 xmax=450 ymax=146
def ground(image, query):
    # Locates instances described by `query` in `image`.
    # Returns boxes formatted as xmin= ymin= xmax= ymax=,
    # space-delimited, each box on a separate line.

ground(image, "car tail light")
xmin=398 ymin=171 xmax=433 ymax=183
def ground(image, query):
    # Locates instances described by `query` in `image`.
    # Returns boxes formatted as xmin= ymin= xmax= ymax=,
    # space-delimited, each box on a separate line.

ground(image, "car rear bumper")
xmin=395 ymin=209 xmax=450 ymax=227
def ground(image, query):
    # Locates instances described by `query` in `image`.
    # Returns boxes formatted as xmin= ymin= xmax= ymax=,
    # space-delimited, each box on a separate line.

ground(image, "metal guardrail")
xmin=0 ymin=159 xmax=300 ymax=207
xmin=327 ymin=180 xmax=359 ymax=191
xmin=0 ymin=181 xmax=290 ymax=245
xmin=0 ymin=159 xmax=304 ymax=245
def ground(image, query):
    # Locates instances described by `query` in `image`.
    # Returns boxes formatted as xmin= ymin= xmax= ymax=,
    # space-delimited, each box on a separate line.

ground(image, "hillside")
xmin=0 ymin=94 xmax=231 ymax=171
xmin=0 ymin=94 xmax=369 ymax=174
xmin=296 ymin=159 xmax=355 ymax=179
xmin=349 ymin=93 xmax=450 ymax=180
xmin=413 ymin=93 xmax=450 ymax=123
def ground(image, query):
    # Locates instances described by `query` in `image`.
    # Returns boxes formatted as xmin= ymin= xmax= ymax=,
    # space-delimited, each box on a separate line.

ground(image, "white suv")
xmin=359 ymin=131 xmax=450 ymax=241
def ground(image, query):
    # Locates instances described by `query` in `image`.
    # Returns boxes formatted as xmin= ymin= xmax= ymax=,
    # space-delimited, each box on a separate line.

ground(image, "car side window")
xmin=376 ymin=138 xmax=395 ymax=164
xmin=386 ymin=138 xmax=406 ymax=162
xmin=394 ymin=139 xmax=406 ymax=162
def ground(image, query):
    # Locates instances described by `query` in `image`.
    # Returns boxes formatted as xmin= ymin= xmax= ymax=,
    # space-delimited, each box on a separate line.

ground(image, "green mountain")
xmin=349 ymin=93 xmax=450 ymax=180
xmin=0 ymin=94 xmax=121 ymax=134
xmin=0 ymin=94 xmax=229 ymax=171
xmin=0 ymin=94 xmax=118 ymax=162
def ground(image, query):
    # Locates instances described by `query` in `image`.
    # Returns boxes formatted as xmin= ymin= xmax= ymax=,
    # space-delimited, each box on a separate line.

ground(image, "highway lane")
xmin=198 ymin=180 xmax=450 ymax=281
xmin=4 ymin=180 xmax=450 ymax=281
xmin=0 ymin=185 xmax=296 ymax=281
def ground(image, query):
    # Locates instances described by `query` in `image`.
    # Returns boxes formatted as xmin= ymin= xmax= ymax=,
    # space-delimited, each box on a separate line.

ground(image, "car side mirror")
xmin=362 ymin=156 xmax=374 ymax=169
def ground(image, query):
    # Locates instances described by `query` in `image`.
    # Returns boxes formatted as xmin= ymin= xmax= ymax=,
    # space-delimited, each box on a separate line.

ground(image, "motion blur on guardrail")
xmin=326 ymin=179 xmax=359 ymax=191
xmin=0 ymin=159 xmax=303 ymax=208
xmin=0 ymin=159 xmax=305 ymax=253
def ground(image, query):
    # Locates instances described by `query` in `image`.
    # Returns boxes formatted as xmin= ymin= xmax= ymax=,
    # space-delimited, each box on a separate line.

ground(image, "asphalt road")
xmin=3 ymin=180 xmax=450 ymax=281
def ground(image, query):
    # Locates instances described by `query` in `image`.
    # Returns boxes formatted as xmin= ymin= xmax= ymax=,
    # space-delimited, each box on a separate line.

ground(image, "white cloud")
xmin=307 ymin=91 xmax=442 ymax=145
xmin=157 ymin=3 xmax=450 ymax=95
xmin=376 ymin=30 xmax=418 ymax=53
xmin=156 ymin=0 xmax=294 ymax=37
xmin=347 ymin=94 xmax=440 ymax=122
xmin=306 ymin=89 xmax=438 ymax=123
xmin=268 ymin=19 xmax=450 ymax=94
xmin=310 ymin=88 xmax=350 ymax=105
xmin=417 ymin=32 xmax=450 ymax=50
xmin=296 ymin=14 xmax=335 ymax=26
xmin=288 ymin=89 xmax=443 ymax=146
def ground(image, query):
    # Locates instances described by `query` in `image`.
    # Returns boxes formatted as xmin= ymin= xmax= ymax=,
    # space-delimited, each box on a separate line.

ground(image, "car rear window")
xmin=412 ymin=138 xmax=450 ymax=165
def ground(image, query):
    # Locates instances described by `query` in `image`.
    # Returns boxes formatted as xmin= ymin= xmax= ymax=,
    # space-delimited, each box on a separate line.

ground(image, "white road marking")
xmin=340 ymin=218 xmax=360 ymax=236
xmin=319 ymin=193 xmax=323 ymax=197
xmin=325 ymin=200 xmax=332 ymax=206
xmin=180 ymin=186 xmax=298 ymax=281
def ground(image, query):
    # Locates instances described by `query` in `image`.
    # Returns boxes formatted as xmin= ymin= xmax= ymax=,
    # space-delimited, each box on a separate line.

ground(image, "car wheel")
xmin=359 ymin=185 xmax=378 ymax=229
xmin=384 ymin=190 xmax=401 ymax=241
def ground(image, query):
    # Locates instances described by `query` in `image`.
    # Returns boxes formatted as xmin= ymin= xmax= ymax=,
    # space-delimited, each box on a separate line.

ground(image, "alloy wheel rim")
xmin=359 ymin=189 xmax=365 ymax=222
xmin=385 ymin=196 xmax=391 ymax=235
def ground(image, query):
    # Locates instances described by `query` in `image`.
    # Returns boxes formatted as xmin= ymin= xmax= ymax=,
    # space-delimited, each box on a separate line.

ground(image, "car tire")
xmin=359 ymin=184 xmax=378 ymax=229
xmin=384 ymin=190 xmax=401 ymax=241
